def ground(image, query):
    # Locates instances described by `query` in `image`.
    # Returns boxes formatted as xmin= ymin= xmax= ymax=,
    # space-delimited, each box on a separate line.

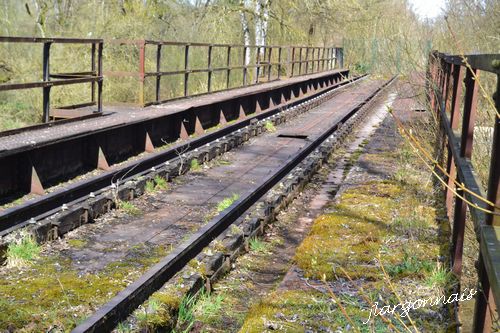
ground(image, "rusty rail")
xmin=105 ymin=40 xmax=342 ymax=106
xmin=0 ymin=36 xmax=103 ymax=122
xmin=427 ymin=51 xmax=499 ymax=332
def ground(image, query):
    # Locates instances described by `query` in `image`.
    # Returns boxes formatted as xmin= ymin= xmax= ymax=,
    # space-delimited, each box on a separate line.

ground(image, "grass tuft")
xmin=265 ymin=120 xmax=276 ymax=132
xmin=425 ymin=264 xmax=454 ymax=288
xmin=249 ymin=237 xmax=269 ymax=253
xmin=153 ymin=175 xmax=169 ymax=191
xmin=190 ymin=159 xmax=202 ymax=172
xmin=6 ymin=231 xmax=41 ymax=268
xmin=193 ymin=289 xmax=224 ymax=325
xmin=145 ymin=180 xmax=156 ymax=193
xmin=216 ymin=193 xmax=240 ymax=213
xmin=117 ymin=200 xmax=141 ymax=216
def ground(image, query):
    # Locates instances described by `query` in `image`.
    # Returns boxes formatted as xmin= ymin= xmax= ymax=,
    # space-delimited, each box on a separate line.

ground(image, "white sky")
xmin=409 ymin=0 xmax=446 ymax=20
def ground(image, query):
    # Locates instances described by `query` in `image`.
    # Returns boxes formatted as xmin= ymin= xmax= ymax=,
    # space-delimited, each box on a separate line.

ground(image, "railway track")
xmin=0 ymin=73 xmax=363 ymax=243
xmin=64 ymin=76 xmax=396 ymax=332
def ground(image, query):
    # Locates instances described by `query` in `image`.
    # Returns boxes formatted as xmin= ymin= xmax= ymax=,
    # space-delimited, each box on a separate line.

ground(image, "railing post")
xmin=184 ymin=44 xmax=190 ymax=97
xmin=91 ymin=43 xmax=96 ymax=104
xmin=207 ymin=45 xmax=213 ymax=92
xmin=267 ymin=47 xmax=272 ymax=82
xmin=290 ymin=47 xmax=295 ymax=77
xmin=451 ymin=67 xmax=479 ymax=276
xmin=255 ymin=46 xmax=261 ymax=84
xmin=138 ymin=40 xmax=146 ymax=106
xmin=156 ymin=44 xmax=162 ymax=103
xmin=321 ymin=47 xmax=325 ymax=71
xmin=445 ymin=64 xmax=464 ymax=217
xmin=97 ymin=41 xmax=103 ymax=113
xmin=277 ymin=47 xmax=282 ymax=80
xmin=42 ymin=41 xmax=52 ymax=123
xmin=316 ymin=47 xmax=320 ymax=72
xmin=311 ymin=48 xmax=315 ymax=73
xmin=298 ymin=47 xmax=303 ymax=75
xmin=326 ymin=48 xmax=330 ymax=70
xmin=226 ymin=46 xmax=231 ymax=89
xmin=336 ymin=48 xmax=344 ymax=69
xmin=305 ymin=47 xmax=309 ymax=74
xmin=243 ymin=46 xmax=248 ymax=86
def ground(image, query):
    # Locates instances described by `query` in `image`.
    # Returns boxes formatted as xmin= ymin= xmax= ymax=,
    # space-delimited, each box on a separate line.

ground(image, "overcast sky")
xmin=409 ymin=0 xmax=446 ymax=20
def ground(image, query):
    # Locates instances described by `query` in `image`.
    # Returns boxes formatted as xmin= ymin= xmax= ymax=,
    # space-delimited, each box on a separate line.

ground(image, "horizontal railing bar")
xmin=49 ymin=71 xmax=97 ymax=79
xmin=0 ymin=36 xmax=102 ymax=44
xmin=0 ymin=77 xmax=102 ymax=91
xmin=103 ymin=71 xmax=141 ymax=78
xmin=143 ymin=40 xmax=286 ymax=48
xmin=290 ymin=58 xmax=335 ymax=64
xmin=433 ymin=52 xmax=500 ymax=74
xmin=143 ymin=63 xmax=286 ymax=77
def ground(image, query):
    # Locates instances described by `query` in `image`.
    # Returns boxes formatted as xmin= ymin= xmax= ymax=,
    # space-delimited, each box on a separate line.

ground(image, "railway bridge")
xmin=0 ymin=36 xmax=498 ymax=332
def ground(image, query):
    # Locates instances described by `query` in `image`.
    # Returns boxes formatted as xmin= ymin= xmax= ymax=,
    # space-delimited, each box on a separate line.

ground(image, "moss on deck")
xmin=294 ymin=179 xmax=440 ymax=281
xmin=240 ymin=130 xmax=453 ymax=332
xmin=0 ymin=244 xmax=168 ymax=332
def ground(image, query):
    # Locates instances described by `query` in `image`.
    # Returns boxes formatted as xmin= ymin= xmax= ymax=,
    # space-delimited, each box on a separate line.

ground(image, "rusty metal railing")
xmin=428 ymin=51 xmax=499 ymax=331
xmin=105 ymin=40 xmax=342 ymax=106
xmin=289 ymin=46 xmax=342 ymax=77
xmin=0 ymin=37 xmax=342 ymax=123
xmin=0 ymin=37 xmax=103 ymax=122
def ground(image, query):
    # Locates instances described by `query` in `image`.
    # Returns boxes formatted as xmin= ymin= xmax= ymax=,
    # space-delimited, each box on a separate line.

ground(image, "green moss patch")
xmin=0 ymin=244 xmax=168 ymax=331
xmin=295 ymin=180 xmax=440 ymax=281
xmin=239 ymin=290 xmax=403 ymax=333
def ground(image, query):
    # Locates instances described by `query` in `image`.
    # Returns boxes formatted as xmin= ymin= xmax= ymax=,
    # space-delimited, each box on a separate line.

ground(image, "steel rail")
xmin=0 ymin=74 xmax=365 ymax=236
xmin=72 ymin=76 xmax=395 ymax=333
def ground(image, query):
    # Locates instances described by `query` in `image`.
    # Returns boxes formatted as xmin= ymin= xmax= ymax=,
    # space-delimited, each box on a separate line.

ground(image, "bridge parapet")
xmin=428 ymin=51 xmax=500 ymax=331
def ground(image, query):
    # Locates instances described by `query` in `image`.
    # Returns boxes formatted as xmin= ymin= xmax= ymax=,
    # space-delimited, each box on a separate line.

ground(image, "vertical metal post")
xmin=156 ymin=44 xmax=162 ymax=103
xmin=321 ymin=48 xmax=325 ymax=71
xmin=267 ymin=47 xmax=272 ymax=82
xmin=326 ymin=48 xmax=330 ymax=70
xmin=451 ymin=67 xmax=479 ymax=276
xmin=330 ymin=47 xmax=338 ymax=69
xmin=261 ymin=47 xmax=267 ymax=77
xmin=42 ymin=42 xmax=52 ymax=123
xmin=336 ymin=48 xmax=344 ymax=69
xmin=91 ymin=43 xmax=96 ymax=104
xmin=290 ymin=47 xmax=295 ymax=77
xmin=298 ymin=48 xmax=303 ymax=75
xmin=184 ymin=44 xmax=190 ymax=97
xmin=311 ymin=48 xmax=315 ymax=73
xmin=305 ymin=47 xmax=309 ymax=74
xmin=226 ymin=46 xmax=231 ymax=89
xmin=243 ymin=46 xmax=248 ymax=86
xmin=207 ymin=45 xmax=213 ymax=92
xmin=316 ymin=47 xmax=320 ymax=72
xmin=445 ymin=65 xmax=464 ymax=216
xmin=255 ymin=46 xmax=260 ymax=84
xmin=277 ymin=47 xmax=282 ymax=80
xmin=460 ymin=68 xmax=479 ymax=157
xmin=138 ymin=40 xmax=146 ymax=106
xmin=97 ymin=41 xmax=103 ymax=113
